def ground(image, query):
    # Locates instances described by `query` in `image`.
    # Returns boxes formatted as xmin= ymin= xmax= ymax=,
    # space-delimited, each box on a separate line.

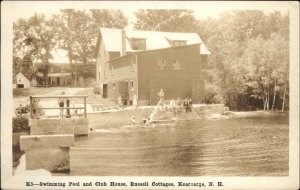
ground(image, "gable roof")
xmin=108 ymin=43 xmax=201 ymax=64
xmin=16 ymin=72 xmax=30 ymax=81
xmin=95 ymin=28 xmax=210 ymax=57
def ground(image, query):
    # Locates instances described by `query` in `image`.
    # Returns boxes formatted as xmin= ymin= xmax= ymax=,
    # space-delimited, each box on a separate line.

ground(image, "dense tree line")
xmin=197 ymin=11 xmax=289 ymax=111
xmin=13 ymin=9 xmax=289 ymax=111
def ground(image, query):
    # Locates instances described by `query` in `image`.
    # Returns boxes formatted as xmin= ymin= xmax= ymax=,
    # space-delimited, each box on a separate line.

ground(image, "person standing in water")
xmin=183 ymin=98 xmax=189 ymax=113
xmin=157 ymin=89 xmax=165 ymax=101
xmin=188 ymin=98 xmax=193 ymax=112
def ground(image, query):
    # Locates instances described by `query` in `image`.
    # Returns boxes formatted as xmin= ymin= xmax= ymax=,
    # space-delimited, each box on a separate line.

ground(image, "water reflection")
xmin=71 ymin=114 xmax=288 ymax=176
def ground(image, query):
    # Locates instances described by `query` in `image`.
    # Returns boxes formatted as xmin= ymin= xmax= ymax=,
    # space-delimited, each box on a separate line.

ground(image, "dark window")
xmin=130 ymin=81 xmax=134 ymax=91
xmin=157 ymin=60 xmax=168 ymax=70
xmin=172 ymin=40 xmax=186 ymax=47
xmin=171 ymin=60 xmax=181 ymax=70
xmin=17 ymin=84 xmax=24 ymax=88
xmin=130 ymin=39 xmax=146 ymax=50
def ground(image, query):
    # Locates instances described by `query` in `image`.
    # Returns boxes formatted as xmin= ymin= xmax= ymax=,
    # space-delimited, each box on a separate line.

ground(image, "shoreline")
xmin=87 ymin=105 xmax=288 ymax=130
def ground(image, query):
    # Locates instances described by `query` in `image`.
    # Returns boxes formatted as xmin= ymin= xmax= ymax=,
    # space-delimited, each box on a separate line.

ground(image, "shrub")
xmin=12 ymin=117 xmax=29 ymax=133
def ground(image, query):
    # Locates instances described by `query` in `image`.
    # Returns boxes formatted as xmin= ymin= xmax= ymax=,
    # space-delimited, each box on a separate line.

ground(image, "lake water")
xmin=70 ymin=113 xmax=288 ymax=176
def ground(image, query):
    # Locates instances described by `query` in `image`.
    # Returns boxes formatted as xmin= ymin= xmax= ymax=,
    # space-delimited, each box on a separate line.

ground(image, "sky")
xmin=8 ymin=1 xmax=293 ymax=24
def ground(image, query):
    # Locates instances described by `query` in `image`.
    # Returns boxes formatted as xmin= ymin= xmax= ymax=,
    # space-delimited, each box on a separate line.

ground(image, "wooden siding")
xmin=105 ymin=54 xmax=138 ymax=102
xmin=137 ymin=45 xmax=205 ymax=104
xmin=97 ymin=40 xmax=110 ymax=84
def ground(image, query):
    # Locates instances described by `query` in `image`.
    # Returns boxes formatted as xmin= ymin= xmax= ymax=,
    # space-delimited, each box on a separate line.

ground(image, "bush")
xmin=204 ymin=84 xmax=220 ymax=104
xmin=12 ymin=117 xmax=29 ymax=133
xmin=205 ymin=92 xmax=219 ymax=104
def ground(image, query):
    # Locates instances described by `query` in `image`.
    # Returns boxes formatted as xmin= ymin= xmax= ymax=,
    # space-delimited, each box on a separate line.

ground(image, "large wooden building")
xmin=94 ymin=28 xmax=211 ymax=105
xmin=33 ymin=49 xmax=95 ymax=87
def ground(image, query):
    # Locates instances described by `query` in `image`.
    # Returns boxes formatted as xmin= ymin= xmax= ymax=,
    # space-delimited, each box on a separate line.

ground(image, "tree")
xmin=13 ymin=13 xmax=56 ymax=87
xmin=55 ymin=9 xmax=128 ymax=86
xmin=90 ymin=9 xmax=128 ymax=29
xmin=134 ymin=9 xmax=198 ymax=32
xmin=197 ymin=10 xmax=289 ymax=111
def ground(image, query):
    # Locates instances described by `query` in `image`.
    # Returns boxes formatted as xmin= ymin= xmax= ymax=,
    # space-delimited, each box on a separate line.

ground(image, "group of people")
xmin=131 ymin=115 xmax=154 ymax=128
xmin=157 ymin=89 xmax=193 ymax=113
xmin=117 ymin=94 xmax=138 ymax=110
xmin=127 ymin=89 xmax=195 ymax=127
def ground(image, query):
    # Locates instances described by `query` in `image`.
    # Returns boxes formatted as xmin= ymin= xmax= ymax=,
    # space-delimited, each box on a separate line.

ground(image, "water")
xmin=70 ymin=113 xmax=288 ymax=176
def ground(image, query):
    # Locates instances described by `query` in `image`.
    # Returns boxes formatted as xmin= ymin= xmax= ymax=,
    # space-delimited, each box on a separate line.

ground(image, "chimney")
xmin=121 ymin=29 xmax=127 ymax=56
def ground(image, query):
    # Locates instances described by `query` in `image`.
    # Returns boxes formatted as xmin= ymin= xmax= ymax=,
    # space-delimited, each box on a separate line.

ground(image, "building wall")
xmin=96 ymin=40 xmax=122 ymax=94
xmin=105 ymin=54 xmax=138 ymax=102
xmin=16 ymin=73 xmax=30 ymax=88
xmin=96 ymin=40 xmax=110 ymax=89
xmin=137 ymin=45 xmax=206 ymax=105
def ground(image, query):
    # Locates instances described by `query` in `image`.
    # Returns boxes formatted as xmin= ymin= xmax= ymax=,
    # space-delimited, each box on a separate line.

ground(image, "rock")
xmin=20 ymin=135 xmax=74 ymax=171
xmin=207 ymin=113 xmax=229 ymax=120
xmin=223 ymin=107 xmax=230 ymax=115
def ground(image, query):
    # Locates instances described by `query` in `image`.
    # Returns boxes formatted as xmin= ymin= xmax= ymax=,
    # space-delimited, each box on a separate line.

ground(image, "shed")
xmin=16 ymin=72 xmax=30 ymax=88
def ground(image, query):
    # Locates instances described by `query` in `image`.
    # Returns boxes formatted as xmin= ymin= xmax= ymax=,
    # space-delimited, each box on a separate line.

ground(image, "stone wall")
xmin=19 ymin=118 xmax=89 ymax=172
xmin=29 ymin=118 xmax=89 ymax=136
xmin=20 ymin=134 xmax=74 ymax=171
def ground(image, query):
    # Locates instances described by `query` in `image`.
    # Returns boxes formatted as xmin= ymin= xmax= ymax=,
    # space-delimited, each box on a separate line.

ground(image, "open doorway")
xmin=103 ymin=84 xmax=108 ymax=98
xmin=119 ymin=81 xmax=129 ymax=105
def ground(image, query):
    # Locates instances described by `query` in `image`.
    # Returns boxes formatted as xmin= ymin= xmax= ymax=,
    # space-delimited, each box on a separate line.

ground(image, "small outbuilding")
xmin=16 ymin=72 xmax=31 ymax=88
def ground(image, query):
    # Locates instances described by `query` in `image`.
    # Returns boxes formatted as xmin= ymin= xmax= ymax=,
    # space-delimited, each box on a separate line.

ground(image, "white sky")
xmin=7 ymin=1 xmax=293 ymax=25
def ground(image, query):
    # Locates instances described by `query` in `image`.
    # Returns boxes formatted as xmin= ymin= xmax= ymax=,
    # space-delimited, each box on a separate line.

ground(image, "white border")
xmin=1 ymin=1 xmax=299 ymax=190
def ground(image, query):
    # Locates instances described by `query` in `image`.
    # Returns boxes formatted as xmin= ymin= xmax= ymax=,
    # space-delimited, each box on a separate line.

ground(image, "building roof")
xmin=16 ymin=72 xmax=30 ymax=81
xmin=108 ymin=43 xmax=201 ymax=63
xmin=48 ymin=72 xmax=72 ymax=77
xmin=95 ymin=28 xmax=211 ymax=57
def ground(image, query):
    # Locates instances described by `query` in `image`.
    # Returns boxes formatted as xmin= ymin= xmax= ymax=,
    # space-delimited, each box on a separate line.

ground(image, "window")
xmin=157 ymin=60 xmax=168 ymax=70
xmin=130 ymin=81 xmax=134 ymax=91
xmin=171 ymin=40 xmax=186 ymax=47
xmin=130 ymin=38 xmax=146 ymax=50
xmin=113 ymin=83 xmax=116 ymax=90
xmin=171 ymin=60 xmax=181 ymax=70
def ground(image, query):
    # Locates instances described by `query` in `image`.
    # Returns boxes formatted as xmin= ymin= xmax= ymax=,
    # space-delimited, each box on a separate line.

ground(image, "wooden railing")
xmin=30 ymin=95 xmax=88 ymax=119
